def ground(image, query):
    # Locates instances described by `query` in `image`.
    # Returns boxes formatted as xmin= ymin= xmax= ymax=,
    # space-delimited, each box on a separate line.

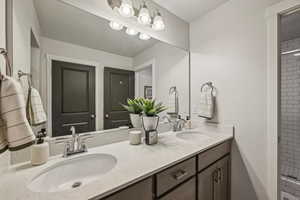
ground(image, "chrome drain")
xmin=72 ymin=181 xmax=82 ymax=188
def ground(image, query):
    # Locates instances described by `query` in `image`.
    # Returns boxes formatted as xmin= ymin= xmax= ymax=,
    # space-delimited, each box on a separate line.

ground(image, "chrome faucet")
xmin=70 ymin=126 xmax=78 ymax=152
xmin=162 ymin=115 xmax=187 ymax=132
xmin=56 ymin=126 xmax=93 ymax=158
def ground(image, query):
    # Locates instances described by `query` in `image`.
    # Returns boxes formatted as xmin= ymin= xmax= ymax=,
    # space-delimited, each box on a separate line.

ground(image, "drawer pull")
xmin=173 ymin=170 xmax=188 ymax=180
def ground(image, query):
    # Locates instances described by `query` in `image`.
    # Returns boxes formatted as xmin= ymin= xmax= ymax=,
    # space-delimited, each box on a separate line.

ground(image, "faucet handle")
xmin=62 ymin=142 xmax=71 ymax=158
xmin=54 ymin=138 xmax=72 ymax=157
xmin=70 ymin=126 xmax=76 ymax=136
xmin=78 ymin=134 xmax=93 ymax=152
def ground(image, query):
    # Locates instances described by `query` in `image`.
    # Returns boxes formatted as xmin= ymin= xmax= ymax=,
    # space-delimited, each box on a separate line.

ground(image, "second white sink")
xmin=28 ymin=153 xmax=117 ymax=193
xmin=176 ymin=131 xmax=212 ymax=141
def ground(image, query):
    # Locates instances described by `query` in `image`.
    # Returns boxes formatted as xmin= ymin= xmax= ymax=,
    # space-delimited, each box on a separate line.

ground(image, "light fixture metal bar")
xmin=281 ymin=49 xmax=300 ymax=55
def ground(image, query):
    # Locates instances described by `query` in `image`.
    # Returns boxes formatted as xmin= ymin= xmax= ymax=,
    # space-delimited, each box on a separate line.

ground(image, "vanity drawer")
xmin=156 ymin=157 xmax=196 ymax=196
xmin=99 ymin=178 xmax=153 ymax=200
xmin=158 ymin=177 xmax=196 ymax=200
xmin=198 ymin=141 xmax=231 ymax=172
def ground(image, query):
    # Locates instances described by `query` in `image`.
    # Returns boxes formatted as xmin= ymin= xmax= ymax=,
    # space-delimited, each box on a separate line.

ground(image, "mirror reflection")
xmin=13 ymin=0 xmax=189 ymax=137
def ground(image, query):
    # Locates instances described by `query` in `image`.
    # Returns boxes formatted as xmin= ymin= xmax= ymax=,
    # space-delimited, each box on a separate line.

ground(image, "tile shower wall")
xmin=281 ymin=37 xmax=300 ymax=197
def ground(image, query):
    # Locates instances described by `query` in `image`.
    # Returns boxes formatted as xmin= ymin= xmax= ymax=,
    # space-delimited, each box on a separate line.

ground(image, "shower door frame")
xmin=266 ymin=1 xmax=300 ymax=200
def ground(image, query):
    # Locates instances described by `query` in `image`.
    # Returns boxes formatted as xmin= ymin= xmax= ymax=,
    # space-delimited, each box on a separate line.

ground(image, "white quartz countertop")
xmin=0 ymin=127 xmax=233 ymax=200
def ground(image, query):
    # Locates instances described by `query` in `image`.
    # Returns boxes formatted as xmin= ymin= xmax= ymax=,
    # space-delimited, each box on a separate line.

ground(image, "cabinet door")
xmin=159 ymin=177 xmax=196 ymax=200
xmin=215 ymin=156 xmax=229 ymax=200
xmin=100 ymin=178 xmax=153 ymax=200
xmin=198 ymin=163 xmax=218 ymax=200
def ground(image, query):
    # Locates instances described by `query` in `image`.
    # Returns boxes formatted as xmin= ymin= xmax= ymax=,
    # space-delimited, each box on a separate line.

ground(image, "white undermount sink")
xmin=28 ymin=154 xmax=117 ymax=193
xmin=176 ymin=131 xmax=212 ymax=141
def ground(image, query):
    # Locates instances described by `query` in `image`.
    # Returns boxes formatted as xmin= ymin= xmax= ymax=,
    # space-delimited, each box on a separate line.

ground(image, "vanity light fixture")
xmin=152 ymin=11 xmax=165 ymax=31
xmin=109 ymin=21 xmax=124 ymax=30
xmin=126 ymin=27 xmax=139 ymax=36
xmin=139 ymin=33 xmax=151 ymax=40
xmin=119 ymin=0 xmax=134 ymax=17
xmin=107 ymin=0 xmax=165 ymax=32
xmin=137 ymin=3 xmax=151 ymax=25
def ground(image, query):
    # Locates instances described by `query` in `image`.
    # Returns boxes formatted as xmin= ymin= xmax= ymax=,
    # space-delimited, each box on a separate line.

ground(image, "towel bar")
xmin=167 ymin=86 xmax=179 ymax=115
xmin=200 ymin=82 xmax=216 ymax=96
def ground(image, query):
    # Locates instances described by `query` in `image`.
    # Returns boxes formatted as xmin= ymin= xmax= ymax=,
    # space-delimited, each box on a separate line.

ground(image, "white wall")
xmin=0 ymin=0 xmax=6 ymax=73
xmin=190 ymin=0 xmax=281 ymax=199
xmin=133 ymin=43 xmax=189 ymax=117
xmin=41 ymin=37 xmax=133 ymax=131
xmin=13 ymin=0 xmax=41 ymax=78
xmin=0 ymin=0 xmax=5 ymax=73
xmin=0 ymin=0 xmax=11 ymax=173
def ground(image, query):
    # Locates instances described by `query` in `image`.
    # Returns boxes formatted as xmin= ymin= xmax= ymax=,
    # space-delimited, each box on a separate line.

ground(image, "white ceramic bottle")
xmin=31 ymin=129 xmax=49 ymax=166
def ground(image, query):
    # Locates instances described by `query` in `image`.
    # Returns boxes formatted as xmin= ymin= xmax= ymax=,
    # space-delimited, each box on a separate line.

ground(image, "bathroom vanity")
xmin=96 ymin=141 xmax=231 ymax=200
xmin=0 ymin=128 xmax=233 ymax=200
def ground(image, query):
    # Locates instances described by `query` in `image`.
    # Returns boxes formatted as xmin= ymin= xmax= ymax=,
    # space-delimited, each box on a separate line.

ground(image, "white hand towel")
xmin=168 ymin=91 xmax=178 ymax=114
xmin=198 ymin=89 xmax=215 ymax=119
xmin=26 ymin=87 xmax=47 ymax=126
xmin=0 ymin=75 xmax=35 ymax=153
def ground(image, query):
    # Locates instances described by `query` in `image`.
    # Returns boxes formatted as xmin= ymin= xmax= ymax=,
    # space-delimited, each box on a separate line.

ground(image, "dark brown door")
xmin=104 ymin=67 xmax=134 ymax=129
xmin=52 ymin=60 xmax=95 ymax=137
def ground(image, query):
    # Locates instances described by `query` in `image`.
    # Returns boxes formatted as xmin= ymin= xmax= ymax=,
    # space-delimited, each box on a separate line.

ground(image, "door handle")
xmin=62 ymin=122 xmax=88 ymax=127
xmin=219 ymin=168 xmax=223 ymax=182
xmin=91 ymin=114 xmax=95 ymax=119
xmin=212 ymin=169 xmax=219 ymax=200
xmin=213 ymin=169 xmax=219 ymax=183
xmin=105 ymin=114 xmax=109 ymax=119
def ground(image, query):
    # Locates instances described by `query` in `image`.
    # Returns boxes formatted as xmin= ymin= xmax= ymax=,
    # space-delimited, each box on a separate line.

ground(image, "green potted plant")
xmin=122 ymin=98 xmax=143 ymax=128
xmin=140 ymin=99 xmax=167 ymax=131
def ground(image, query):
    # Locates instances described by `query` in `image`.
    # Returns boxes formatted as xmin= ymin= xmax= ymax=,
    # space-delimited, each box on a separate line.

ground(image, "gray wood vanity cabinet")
xmin=198 ymin=142 xmax=230 ymax=200
xmin=198 ymin=156 xmax=230 ymax=200
xmin=95 ymin=140 xmax=231 ymax=200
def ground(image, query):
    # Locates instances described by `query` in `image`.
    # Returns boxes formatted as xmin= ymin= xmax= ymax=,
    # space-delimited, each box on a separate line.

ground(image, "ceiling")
xmin=33 ymin=0 xmax=158 ymax=57
xmin=153 ymin=0 xmax=229 ymax=22
xmin=281 ymin=10 xmax=300 ymax=42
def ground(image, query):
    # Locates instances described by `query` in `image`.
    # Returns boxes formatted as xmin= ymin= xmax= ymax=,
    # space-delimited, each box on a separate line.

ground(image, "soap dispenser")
xmin=186 ymin=116 xmax=192 ymax=129
xmin=31 ymin=128 xmax=49 ymax=166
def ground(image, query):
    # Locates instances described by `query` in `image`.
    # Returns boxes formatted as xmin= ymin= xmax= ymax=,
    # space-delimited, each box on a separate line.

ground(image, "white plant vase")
xmin=142 ymin=116 xmax=159 ymax=131
xmin=130 ymin=114 xmax=142 ymax=128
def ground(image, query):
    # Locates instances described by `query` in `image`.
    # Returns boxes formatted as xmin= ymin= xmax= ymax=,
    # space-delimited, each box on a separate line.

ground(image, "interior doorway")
xmin=136 ymin=65 xmax=153 ymax=99
xmin=278 ymin=8 xmax=300 ymax=200
xmin=135 ymin=59 xmax=156 ymax=99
